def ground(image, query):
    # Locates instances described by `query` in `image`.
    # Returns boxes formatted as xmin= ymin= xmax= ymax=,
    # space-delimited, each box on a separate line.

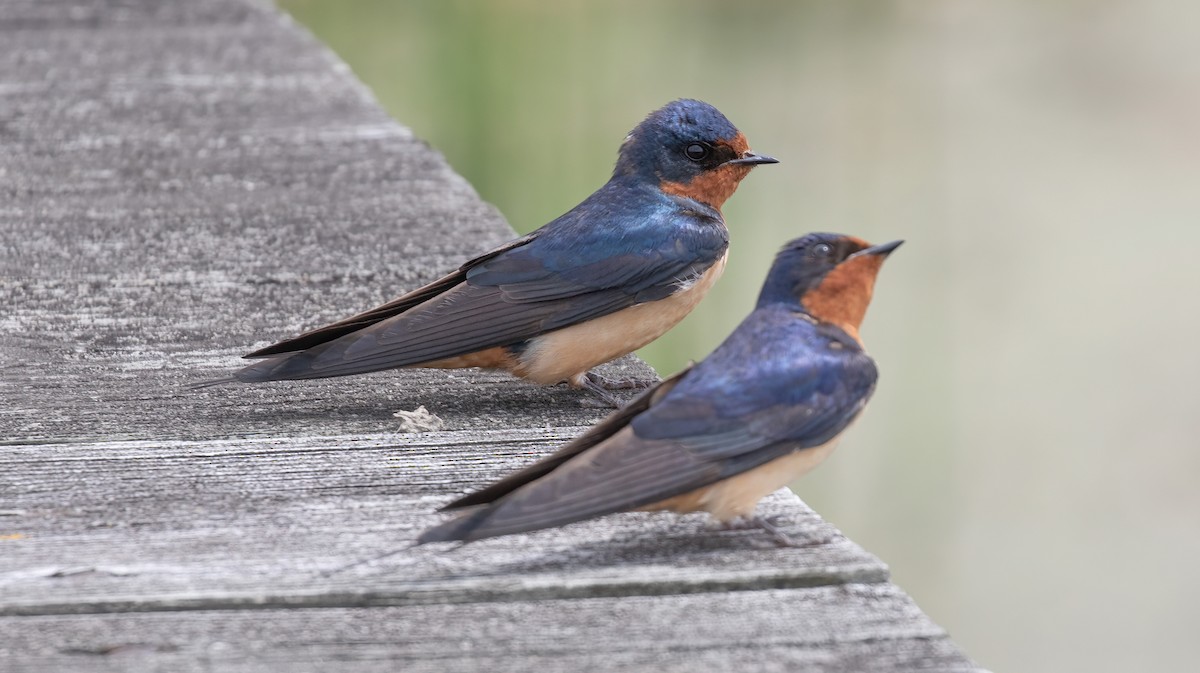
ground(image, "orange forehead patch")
xmin=800 ymin=253 xmax=886 ymax=344
xmin=727 ymin=132 xmax=750 ymax=156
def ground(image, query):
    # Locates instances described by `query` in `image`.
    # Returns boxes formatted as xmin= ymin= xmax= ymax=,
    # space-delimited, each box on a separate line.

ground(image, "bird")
xmin=200 ymin=99 xmax=777 ymax=404
xmin=417 ymin=232 xmax=902 ymax=546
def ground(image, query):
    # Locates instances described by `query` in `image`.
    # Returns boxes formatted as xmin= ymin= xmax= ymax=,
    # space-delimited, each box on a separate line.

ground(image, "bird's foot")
xmin=576 ymin=372 xmax=659 ymax=408
xmin=718 ymin=515 xmax=823 ymax=548
xmin=585 ymin=372 xmax=660 ymax=392
xmin=576 ymin=377 xmax=624 ymax=408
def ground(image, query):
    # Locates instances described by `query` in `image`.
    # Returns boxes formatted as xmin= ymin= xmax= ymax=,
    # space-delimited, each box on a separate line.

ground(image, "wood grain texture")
xmin=0 ymin=0 xmax=984 ymax=670
xmin=1 ymin=586 xmax=969 ymax=673
xmin=0 ymin=0 xmax=652 ymax=444
xmin=0 ymin=431 xmax=885 ymax=615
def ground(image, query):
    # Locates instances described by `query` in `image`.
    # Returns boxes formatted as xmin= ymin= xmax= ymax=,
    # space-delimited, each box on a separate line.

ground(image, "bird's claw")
xmin=718 ymin=515 xmax=822 ymax=548
xmin=577 ymin=372 xmax=659 ymax=407
xmin=752 ymin=515 xmax=800 ymax=547
xmin=586 ymin=372 xmax=660 ymax=391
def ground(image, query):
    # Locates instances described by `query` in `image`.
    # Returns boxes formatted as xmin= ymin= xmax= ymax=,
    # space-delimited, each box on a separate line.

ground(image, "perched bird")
xmin=418 ymin=233 xmax=902 ymax=545
xmin=202 ymin=99 xmax=776 ymax=403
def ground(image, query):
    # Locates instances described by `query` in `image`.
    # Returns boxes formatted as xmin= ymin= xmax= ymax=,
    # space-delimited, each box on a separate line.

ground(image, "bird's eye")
xmin=812 ymin=243 xmax=834 ymax=258
xmin=684 ymin=143 xmax=710 ymax=162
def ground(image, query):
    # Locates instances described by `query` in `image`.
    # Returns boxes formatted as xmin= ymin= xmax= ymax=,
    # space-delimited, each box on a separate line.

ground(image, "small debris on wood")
xmin=392 ymin=405 xmax=445 ymax=433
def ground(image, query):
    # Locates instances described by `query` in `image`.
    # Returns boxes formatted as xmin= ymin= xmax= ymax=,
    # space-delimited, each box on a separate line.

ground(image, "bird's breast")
xmin=516 ymin=251 xmax=728 ymax=385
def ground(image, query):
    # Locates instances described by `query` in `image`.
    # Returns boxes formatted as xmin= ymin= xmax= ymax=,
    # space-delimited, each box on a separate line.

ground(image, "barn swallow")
xmin=200 ymin=99 xmax=776 ymax=404
xmin=418 ymin=233 xmax=901 ymax=546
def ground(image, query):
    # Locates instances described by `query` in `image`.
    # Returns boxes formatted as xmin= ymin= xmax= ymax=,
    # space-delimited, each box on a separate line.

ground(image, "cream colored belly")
xmin=517 ymin=252 xmax=728 ymax=385
xmin=645 ymin=436 xmax=842 ymax=522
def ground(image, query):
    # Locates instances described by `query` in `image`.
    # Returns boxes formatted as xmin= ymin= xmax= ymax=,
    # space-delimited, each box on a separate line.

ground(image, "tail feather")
xmin=417 ymin=507 xmax=497 ymax=545
xmin=191 ymin=352 xmax=328 ymax=388
xmin=232 ymin=351 xmax=320 ymax=383
xmin=188 ymin=376 xmax=238 ymax=390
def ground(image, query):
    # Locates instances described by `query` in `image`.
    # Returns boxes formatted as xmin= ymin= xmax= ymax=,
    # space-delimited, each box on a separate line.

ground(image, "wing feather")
xmin=419 ymin=311 xmax=879 ymax=543
xmin=244 ymin=235 xmax=535 ymax=358
xmin=441 ymin=369 xmax=690 ymax=510
xmin=235 ymin=205 xmax=727 ymax=382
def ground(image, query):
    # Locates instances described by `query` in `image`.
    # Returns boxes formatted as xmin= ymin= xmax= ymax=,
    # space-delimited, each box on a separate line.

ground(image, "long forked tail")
xmin=188 ymin=351 xmax=308 ymax=388
xmin=188 ymin=376 xmax=239 ymax=390
xmin=417 ymin=506 xmax=496 ymax=545
xmin=188 ymin=350 xmax=318 ymax=388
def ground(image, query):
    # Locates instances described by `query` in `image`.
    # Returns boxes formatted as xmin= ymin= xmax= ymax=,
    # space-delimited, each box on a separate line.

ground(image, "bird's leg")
xmin=572 ymin=371 xmax=660 ymax=408
xmin=716 ymin=514 xmax=827 ymax=548
xmin=584 ymin=371 xmax=660 ymax=391
xmin=575 ymin=375 xmax=627 ymax=408
xmin=751 ymin=515 xmax=800 ymax=547
xmin=590 ymin=376 xmax=657 ymax=391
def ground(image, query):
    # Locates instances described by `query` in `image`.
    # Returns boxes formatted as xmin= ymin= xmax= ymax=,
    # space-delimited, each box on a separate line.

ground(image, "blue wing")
xmin=237 ymin=187 xmax=727 ymax=381
xmin=419 ymin=308 xmax=878 ymax=542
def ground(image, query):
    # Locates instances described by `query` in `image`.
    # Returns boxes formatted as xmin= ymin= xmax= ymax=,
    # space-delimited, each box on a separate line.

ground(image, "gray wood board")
xmin=1 ymin=586 xmax=970 ymax=673
xmin=0 ymin=430 xmax=884 ymax=613
xmin=0 ymin=0 xmax=651 ymax=444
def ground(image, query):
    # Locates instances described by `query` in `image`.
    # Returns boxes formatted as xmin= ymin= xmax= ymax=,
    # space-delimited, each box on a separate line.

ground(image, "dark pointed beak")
xmin=854 ymin=239 xmax=904 ymax=258
xmin=726 ymin=151 xmax=779 ymax=166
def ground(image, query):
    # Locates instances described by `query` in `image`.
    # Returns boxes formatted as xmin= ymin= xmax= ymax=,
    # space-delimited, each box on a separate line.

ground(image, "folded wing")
xmin=235 ymin=207 xmax=728 ymax=382
xmin=418 ymin=315 xmax=878 ymax=543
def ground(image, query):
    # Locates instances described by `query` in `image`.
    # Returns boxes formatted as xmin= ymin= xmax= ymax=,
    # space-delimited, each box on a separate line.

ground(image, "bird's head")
xmin=758 ymin=233 xmax=903 ymax=343
xmin=614 ymin=99 xmax=777 ymax=209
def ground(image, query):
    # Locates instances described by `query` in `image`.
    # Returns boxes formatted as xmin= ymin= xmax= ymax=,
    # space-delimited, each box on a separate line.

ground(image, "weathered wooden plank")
xmin=0 ymin=0 xmax=652 ymax=445
xmin=1 ymin=585 xmax=969 ymax=673
xmin=0 ymin=348 xmax=650 ymax=443
xmin=0 ymin=432 xmax=885 ymax=615
xmin=0 ymin=0 xmax=984 ymax=670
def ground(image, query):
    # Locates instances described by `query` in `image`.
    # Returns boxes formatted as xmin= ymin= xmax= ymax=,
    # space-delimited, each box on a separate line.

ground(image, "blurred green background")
xmin=279 ymin=1 xmax=1200 ymax=670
